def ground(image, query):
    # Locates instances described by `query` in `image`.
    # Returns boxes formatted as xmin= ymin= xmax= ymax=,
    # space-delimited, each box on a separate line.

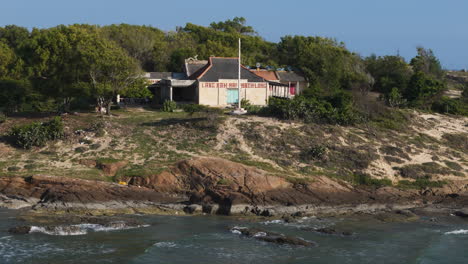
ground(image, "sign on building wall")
xmin=200 ymin=82 xmax=267 ymax=89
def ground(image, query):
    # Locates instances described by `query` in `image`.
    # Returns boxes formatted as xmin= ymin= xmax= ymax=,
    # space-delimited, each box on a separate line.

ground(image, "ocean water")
xmin=0 ymin=208 xmax=467 ymax=264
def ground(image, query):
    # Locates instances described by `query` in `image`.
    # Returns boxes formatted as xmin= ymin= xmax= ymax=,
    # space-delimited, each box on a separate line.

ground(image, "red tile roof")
xmin=250 ymin=70 xmax=278 ymax=81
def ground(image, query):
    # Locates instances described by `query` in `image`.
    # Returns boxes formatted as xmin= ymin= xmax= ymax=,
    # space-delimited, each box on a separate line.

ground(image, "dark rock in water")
xmin=291 ymin=211 xmax=305 ymax=218
xmin=281 ymin=215 xmax=294 ymax=223
xmin=301 ymin=227 xmax=352 ymax=236
xmin=183 ymin=205 xmax=197 ymax=214
xmin=230 ymin=227 xmax=316 ymax=247
xmin=202 ymin=204 xmax=214 ymax=214
xmin=453 ymin=211 xmax=468 ymax=218
xmin=376 ymin=210 xmax=419 ymax=222
xmin=257 ymin=235 xmax=314 ymax=247
xmin=8 ymin=226 xmax=31 ymax=235
xmin=396 ymin=210 xmax=418 ymax=218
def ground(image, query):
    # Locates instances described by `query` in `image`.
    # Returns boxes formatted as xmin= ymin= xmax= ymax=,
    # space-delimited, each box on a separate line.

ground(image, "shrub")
xmin=370 ymin=108 xmax=411 ymax=131
xmin=182 ymin=104 xmax=209 ymax=113
xmin=300 ymin=145 xmax=327 ymax=161
xmin=88 ymin=121 xmax=106 ymax=137
xmin=7 ymin=166 xmax=21 ymax=172
xmin=431 ymin=97 xmax=468 ymax=116
xmin=241 ymin=98 xmax=251 ymax=108
xmin=383 ymin=87 xmax=406 ymax=107
xmin=74 ymin=147 xmax=87 ymax=153
xmin=353 ymin=174 xmax=392 ymax=187
xmin=8 ymin=117 xmax=64 ymax=149
xmin=397 ymin=179 xmax=447 ymax=189
xmin=265 ymin=95 xmax=360 ymax=125
xmin=442 ymin=133 xmax=468 ymax=152
xmin=0 ymin=113 xmax=6 ymax=124
xmin=444 ymin=161 xmax=463 ymax=171
xmin=90 ymin=143 xmax=102 ymax=150
xmin=162 ymin=100 xmax=177 ymax=112
xmin=240 ymin=99 xmax=263 ymax=113
xmin=396 ymin=162 xmax=452 ymax=179
xmin=24 ymin=164 xmax=38 ymax=170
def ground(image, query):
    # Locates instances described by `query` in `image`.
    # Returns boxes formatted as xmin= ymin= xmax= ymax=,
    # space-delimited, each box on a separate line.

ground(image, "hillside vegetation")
xmin=0 ymin=107 xmax=466 ymax=189
xmin=0 ymin=18 xmax=467 ymax=190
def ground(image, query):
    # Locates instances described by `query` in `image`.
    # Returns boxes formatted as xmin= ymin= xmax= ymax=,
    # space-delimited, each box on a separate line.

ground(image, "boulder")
xmin=230 ymin=227 xmax=316 ymax=247
xmin=453 ymin=211 xmax=468 ymax=218
xmin=301 ymin=227 xmax=352 ymax=236
xmin=8 ymin=226 xmax=31 ymax=235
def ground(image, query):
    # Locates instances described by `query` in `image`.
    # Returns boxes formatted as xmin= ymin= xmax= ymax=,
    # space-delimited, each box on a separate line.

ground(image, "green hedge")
xmin=8 ymin=117 xmax=64 ymax=149
xmin=265 ymin=95 xmax=360 ymax=125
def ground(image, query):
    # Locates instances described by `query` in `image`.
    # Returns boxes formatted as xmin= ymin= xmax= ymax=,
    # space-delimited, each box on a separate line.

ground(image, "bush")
xmin=431 ymin=97 xmax=468 ymax=116
xmin=0 ymin=113 xmax=6 ymax=124
xmin=383 ymin=87 xmax=406 ymax=107
xmin=162 ymin=100 xmax=177 ymax=112
xmin=300 ymin=145 xmax=327 ymax=161
xmin=7 ymin=166 xmax=21 ymax=172
xmin=353 ymin=174 xmax=392 ymax=187
xmin=88 ymin=121 xmax=106 ymax=137
xmin=74 ymin=147 xmax=87 ymax=153
xmin=182 ymin=104 xmax=210 ymax=113
xmin=241 ymin=98 xmax=263 ymax=114
xmin=8 ymin=117 xmax=64 ymax=149
xmin=396 ymin=162 xmax=452 ymax=179
xmin=398 ymin=179 xmax=447 ymax=189
xmin=265 ymin=95 xmax=360 ymax=125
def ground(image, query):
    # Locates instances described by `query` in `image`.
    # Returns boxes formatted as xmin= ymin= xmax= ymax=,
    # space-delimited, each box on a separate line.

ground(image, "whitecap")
xmin=29 ymin=223 xmax=149 ymax=236
xmin=153 ymin=242 xmax=177 ymax=248
xmin=253 ymin=232 xmax=267 ymax=237
xmin=30 ymin=226 xmax=87 ymax=236
xmin=444 ymin=229 xmax=468 ymax=235
xmin=261 ymin=219 xmax=283 ymax=225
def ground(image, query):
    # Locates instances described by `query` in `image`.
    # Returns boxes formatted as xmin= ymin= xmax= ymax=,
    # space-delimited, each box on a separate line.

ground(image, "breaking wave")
xmin=444 ymin=229 xmax=468 ymax=235
xmin=153 ymin=242 xmax=177 ymax=248
xmin=29 ymin=222 xmax=149 ymax=236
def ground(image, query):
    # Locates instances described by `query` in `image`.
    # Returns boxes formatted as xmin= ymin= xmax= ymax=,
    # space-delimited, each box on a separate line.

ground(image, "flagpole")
xmin=238 ymin=38 xmax=241 ymax=110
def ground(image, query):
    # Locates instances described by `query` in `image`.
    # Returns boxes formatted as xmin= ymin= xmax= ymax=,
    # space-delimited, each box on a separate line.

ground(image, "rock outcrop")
xmin=230 ymin=226 xmax=316 ymax=247
xmin=1 ymin=157 xmax=468 ymax=216
xmin=0 ymin=175 xmax=185 ymax=210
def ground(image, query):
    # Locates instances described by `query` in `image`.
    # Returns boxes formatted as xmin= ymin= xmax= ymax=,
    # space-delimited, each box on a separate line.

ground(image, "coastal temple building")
xmin=147 ymin=57 xmax=306 ymax=107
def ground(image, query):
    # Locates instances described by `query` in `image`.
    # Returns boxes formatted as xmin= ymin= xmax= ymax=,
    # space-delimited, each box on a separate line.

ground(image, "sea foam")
xmin=29 ymin=223 xmax=149 ymax=236
xmin=444 ymin=229 xmax=468 ymax=235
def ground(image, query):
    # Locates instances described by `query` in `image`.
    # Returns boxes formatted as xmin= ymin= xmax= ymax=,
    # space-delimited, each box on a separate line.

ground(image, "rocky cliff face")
xmin=1 ymin=157 xmax=467 ymax=216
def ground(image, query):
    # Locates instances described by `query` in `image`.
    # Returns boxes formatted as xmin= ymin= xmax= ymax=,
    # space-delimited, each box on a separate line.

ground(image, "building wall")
xmin=198 ymin=81 xmax=268 ymax=106
xmin=243 ymin=87 xmax=268 ymax=105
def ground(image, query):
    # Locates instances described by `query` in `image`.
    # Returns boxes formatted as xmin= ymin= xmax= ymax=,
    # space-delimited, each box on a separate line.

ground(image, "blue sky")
xmin=1 ymin=0 xmax=467 ymax=69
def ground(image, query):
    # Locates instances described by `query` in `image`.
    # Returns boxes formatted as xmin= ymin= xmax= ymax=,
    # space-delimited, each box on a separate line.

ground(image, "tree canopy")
xmin=0 ymin=17 xmax=465 ymax=117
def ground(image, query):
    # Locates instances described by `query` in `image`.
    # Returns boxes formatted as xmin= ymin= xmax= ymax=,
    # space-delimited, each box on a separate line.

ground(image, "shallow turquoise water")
xmin=1 ymin=209 xmax=467 ymax=264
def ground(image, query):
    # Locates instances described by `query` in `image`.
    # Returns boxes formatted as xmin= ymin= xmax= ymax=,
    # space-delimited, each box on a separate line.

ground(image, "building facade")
xmin=148 ymin=57 xmax=307 ymax=107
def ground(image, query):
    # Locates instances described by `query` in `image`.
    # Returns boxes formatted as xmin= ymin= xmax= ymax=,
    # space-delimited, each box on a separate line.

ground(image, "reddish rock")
xmin=98 ymin=160 xmax=128 ymax=176
xmin=78 ymin=159 xmax=97 ymax=168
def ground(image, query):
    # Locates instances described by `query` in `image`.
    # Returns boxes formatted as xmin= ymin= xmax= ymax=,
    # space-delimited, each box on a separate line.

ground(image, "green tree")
xmin=22 ymin=25 xmax=101 ymax=112
xmin=277 ymin=35 xmax=370 ymax=95
xmin=405 ymin=71 xmax=445 ymax=107
xmin=410 ymin=47 xmax=444 ymax=79
xmin=0 ymin=41 xmax=16 ymax=78
xmin=79 ymin=35 xmax=144 ymax=115
xmin=0 ymin=79 xmax=34 ymax=113
xmin=101 ymin=24 xmax=167 ymax=71
xmin=365 ymin=55 xmax=412 ymax=95
xmin=210 ymin=17 xmax=256 ymax=35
